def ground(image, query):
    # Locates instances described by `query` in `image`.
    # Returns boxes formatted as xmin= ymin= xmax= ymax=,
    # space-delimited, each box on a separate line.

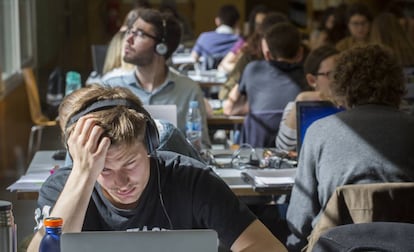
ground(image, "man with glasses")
xmin=102 ymin=8 xmax=211 ymax=148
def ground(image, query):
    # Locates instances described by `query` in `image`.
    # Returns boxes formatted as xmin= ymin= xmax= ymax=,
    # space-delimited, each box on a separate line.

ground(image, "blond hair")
xmin=59 ymin=84 xmax=147 ymax=147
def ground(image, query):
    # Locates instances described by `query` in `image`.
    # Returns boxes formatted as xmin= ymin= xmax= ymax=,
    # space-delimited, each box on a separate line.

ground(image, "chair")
xmin=91 ymin=44 xmax=108 ymax=75
xmin=240 ymin=110 xmax=284 ymax=148
xmin=22 ymin=68 xmax=57 ymax=161
xmin=306 ymin=182 xmax=414 ymax=251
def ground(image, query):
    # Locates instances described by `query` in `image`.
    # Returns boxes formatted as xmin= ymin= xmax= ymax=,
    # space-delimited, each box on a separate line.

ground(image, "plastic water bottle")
xmin=0 ymin=200 xmax=16 ymax=252
xmin=65 ymin=71 xmax=81 ymax=96
xmin=186 ymin=100 xmax=202 ymax=152
xmin=39 ymin=217 xmax=63 ymax=252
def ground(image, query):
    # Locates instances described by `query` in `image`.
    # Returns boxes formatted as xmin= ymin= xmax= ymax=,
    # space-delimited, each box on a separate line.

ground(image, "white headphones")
xmin=155 ymin=19 xmax=168 ymax=56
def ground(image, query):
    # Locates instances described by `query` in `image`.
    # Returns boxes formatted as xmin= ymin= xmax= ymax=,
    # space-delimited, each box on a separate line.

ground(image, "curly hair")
xmin=332 ymin=44 xmax=405 ymax=108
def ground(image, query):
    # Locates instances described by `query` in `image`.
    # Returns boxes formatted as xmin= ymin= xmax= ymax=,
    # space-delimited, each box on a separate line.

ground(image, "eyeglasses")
xmin=315 ymin=71 xmax=334 ymax=79
xmin=126 ymin=28 xmax=159 ymax=41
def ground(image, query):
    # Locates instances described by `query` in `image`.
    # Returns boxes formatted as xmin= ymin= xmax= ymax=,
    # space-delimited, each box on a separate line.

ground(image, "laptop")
xmin=296 ymin=101 xmax=344 ymax=154
xmin=241 ymin=168 xmax=296 ymax=193
xmin=61 ymin=229 xmax=218 ymax=252
xmin=144 ymin=105 xmax=177 ymax=127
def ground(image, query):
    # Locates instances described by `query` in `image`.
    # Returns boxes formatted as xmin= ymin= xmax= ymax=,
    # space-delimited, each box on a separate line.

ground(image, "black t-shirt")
xmin=36 ymin=151 xmax=256 ymax=248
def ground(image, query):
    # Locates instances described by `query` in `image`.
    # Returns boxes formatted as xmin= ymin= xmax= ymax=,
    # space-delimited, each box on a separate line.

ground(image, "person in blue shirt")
xmin=191 ymin=4 xmax=241 ymax=69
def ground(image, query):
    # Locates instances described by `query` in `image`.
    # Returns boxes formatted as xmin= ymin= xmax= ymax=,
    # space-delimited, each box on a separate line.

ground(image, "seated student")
xmin=191 ymin=4 xmax=241 ymax=69
xmin=275 ymin=45 xmax=339 ymax=152
xmin=217 ymin=4 xmax=268 ymax=74
xmin=336 ymin=3 xmax=372 ymax=52
xmin=286 ymin=45 xmax=414 ymax=251
xmin=223 ymin=23 xmax=307 ymax=116
xmin=27 ymin=85 xmax=287 ymax=252
xmin=218 ymin=11 xmax=289 ymax=101
xmin=102 ymin=8 xmax=211 ymax=148
xmin=369 ymin=12 xmax=414 ymax=68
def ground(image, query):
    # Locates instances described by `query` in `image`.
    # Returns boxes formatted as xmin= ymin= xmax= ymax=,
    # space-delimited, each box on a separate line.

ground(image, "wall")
xmin=193 ymin=0 xmax=245 ymax=37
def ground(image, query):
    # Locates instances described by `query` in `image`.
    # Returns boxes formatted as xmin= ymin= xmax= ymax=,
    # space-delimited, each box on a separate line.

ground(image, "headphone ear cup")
xmin=155 ymin=42 xmax=168 ymax=56
xmin=145 ymin=119 xmax=160 ymax=153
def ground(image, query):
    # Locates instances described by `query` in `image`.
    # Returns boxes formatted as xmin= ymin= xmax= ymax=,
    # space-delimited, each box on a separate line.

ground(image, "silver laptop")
xmin=144 ymin=105 xmax=177 ymax=127
xmin=61 ymin=230 xmax=218 ymax=252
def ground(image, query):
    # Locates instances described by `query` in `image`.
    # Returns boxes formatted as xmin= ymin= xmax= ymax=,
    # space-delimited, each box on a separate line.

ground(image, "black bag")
xmin=312 ymin=222 xmax=414 ymax=252
xmin=46 ymin=67 xmax=65 ymax=118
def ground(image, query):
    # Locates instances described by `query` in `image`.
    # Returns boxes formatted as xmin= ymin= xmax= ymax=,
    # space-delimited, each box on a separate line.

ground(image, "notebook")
xmin=61 ymin=230 xmax=218 ymax=252
xmin=241 ymin=168 xmax=296 ymax=192
xmin=296 ymin=101 xmax=344 ymax=155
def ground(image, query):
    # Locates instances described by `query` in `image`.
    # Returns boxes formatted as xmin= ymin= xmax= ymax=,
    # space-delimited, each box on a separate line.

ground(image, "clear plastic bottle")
xmin=39 ymin=217 xmax=63 ymax=252
xmin=65 ymin=71 xmax=82 ymax=96
xmin=186 ymin=100 xmax=202 ymax=152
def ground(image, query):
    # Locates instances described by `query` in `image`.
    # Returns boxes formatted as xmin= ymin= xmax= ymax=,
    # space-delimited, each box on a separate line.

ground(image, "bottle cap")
xmin=44 ymin=217 xmax=63 ymax=227
xmin=0 ymin=200 xmax=12 ymax=211
xmin=189 ymin=100 xmax=199 ymax=108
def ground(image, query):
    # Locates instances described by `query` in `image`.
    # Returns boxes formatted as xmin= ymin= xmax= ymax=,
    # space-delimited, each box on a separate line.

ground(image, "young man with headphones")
xmin=27 ymin=85 xmax=287 ymax=252
xmin=102 ymin=8 xmax=211 ymax=149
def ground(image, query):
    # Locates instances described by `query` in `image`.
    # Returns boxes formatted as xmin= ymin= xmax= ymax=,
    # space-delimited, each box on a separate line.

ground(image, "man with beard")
xmin=102 ymin=8 xmax=211 ymax=148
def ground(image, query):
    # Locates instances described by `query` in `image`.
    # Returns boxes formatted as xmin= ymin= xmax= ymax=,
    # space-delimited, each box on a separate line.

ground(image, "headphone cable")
xmin=154 ymin=151 xmax=173 ymax=230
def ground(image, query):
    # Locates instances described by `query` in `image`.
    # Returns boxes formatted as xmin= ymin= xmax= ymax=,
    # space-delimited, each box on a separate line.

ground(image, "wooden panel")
xmin=0 ymin=83 xmax=31 ymax=178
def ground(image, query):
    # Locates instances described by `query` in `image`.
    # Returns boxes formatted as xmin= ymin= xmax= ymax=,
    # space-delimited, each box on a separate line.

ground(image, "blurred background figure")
xmin=191 ymin=4 xmax=241 ymax=70
xmin=219 ymin=12 xmax=289 ymax=101
xmin=275 ymin=45 xmax=339 ymax=152
xmin=218 ymin=4 xmax=268 ymax=74
xmin=370 ymin=12 xmax=414 ymax=67
xmin=336 ymin=3 xmax=372 ymax=51
xmin=309 ymin=7 xmax=336 ymax=50
xmin=101 ymin=30 xmax=135 ymax=78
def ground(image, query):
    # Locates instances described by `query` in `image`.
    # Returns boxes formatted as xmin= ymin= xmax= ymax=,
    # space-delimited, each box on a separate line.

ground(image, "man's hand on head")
xmin=67 ymin=115 xmax=111 ymax=179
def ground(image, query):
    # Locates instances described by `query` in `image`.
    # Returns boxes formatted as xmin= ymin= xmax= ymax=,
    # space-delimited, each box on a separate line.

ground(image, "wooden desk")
xmin=187 ymin=70 xmax=227 ymax=88
xmin=207 ymin=115 xmax=245 ymax=125
xmin=9 ymin=151 xmax=65 ymax=200
xmin=10 ymin=150 xmax=293 ymax=200
xmin=216 ymin=168 xmax=293 ymax=197
xmin=207 ymin=115 xmax=244 ymax=131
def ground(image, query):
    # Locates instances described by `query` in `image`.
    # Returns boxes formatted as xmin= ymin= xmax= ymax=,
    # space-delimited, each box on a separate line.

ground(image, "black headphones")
xmin=155 ymin=19 xmax=168 ymax=56
xmin=65 ymin=99 xmax=160 ymax=154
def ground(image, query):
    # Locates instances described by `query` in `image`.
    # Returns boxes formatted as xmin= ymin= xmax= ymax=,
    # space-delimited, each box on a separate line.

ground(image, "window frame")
xmin=0 ymin=0 xmax=36 ymax=98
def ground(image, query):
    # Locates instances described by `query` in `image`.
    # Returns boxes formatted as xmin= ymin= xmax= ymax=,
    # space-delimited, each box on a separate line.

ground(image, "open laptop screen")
xmin=296 ymin=101 xmax=344 ymax=154
xmin=61 ymin=230 xmax=218 ymax=252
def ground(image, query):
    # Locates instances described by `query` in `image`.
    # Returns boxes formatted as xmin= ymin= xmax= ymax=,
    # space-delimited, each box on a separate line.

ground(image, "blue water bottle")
xmin=39 ymin=217 xmax=63 ymax=252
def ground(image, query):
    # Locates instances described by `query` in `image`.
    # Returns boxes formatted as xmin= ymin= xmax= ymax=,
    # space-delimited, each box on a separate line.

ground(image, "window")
xmin=0 ymin=0 xmax=36 ymax=95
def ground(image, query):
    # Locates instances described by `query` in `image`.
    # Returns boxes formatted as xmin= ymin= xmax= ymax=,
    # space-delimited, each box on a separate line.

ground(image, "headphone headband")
xmin=161 ymin=19 xmax=167 ymax=43
xmin=66 ymin=98 xmax=159 ymax=153
xmin=66 ymin=99 xmax=146 ymax=129
xmin=155 ymin=18 xmax=168 ymax=56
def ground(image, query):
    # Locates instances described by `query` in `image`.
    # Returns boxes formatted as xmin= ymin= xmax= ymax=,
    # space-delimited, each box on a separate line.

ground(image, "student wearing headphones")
xmin=102 ymin=8 xmax=211 ymax=149
xmin=27 ymin=85 xmax=287 ymax=252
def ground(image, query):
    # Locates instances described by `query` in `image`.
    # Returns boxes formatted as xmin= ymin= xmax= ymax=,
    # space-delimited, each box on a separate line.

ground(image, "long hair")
xmin=370 ymin=12 xmax=414 ymax=67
